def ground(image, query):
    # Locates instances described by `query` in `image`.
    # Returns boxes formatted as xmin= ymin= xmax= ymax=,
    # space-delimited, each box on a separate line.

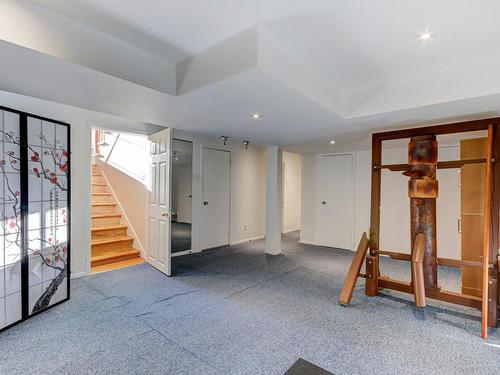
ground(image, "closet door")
xmin=0 ymin=109 xmax=22 ymax=329
xmin=199 ymin=148 xmax=230 ymax=249
xmin=317 ymin=154 xmax=354 ymax=250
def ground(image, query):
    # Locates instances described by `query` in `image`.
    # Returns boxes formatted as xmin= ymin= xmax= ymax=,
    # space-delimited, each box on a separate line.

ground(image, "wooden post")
xmin=339 ymin=233 xmax=370 ymax=306
xmin=365 ymin=255 xmax=379 ymax=296
xmin=412 ymin=233 xmax=426 ymax=307
xmin=481 ymin=125 xmax=494 ymax=339
xmin=366 ymin=135 xmax=382 ymax=296
xmin=489 ymin=124 xmax=500 ymax=327
xmin=407 ymin=135 xmax=439 ymax=290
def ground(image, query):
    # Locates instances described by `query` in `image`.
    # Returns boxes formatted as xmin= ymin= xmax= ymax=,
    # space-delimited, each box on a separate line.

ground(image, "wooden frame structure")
xmin=339 ymin=118 xmax=500 ymax=339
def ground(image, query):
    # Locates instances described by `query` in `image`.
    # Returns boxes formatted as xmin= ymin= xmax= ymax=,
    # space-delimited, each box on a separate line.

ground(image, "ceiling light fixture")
xmin=417 ymin=30 xmax=433 ymax=42
xmin=251 ymin=112 xmax=262 ymax=120
xmin=243 ymin=140 xmax=250 ymax=150
xmin=330 ymin=140 xmax=336 ymax=145
xmin=220 ymin=136 xmax=229 ymax=146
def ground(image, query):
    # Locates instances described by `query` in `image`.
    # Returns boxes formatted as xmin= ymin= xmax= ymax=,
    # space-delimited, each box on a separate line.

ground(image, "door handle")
xmin=162 ymin=211 xmax=169 ymax=217
xmin=457 ymin=218 xmax=461 ymax=233
xmin=321 ymin=201 xmax=326 ymax=205
xmin=203 ymin=201 xmax=208 ymax=205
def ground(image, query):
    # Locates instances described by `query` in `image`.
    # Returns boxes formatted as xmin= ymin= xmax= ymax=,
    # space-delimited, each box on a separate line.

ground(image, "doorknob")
xmin=321 ymin=201 xmax=326 ymax=205
xmin=203 ymin=201 xmax=208 ymax=205
xmin=161 ymin=211 xmax=169 ymax=217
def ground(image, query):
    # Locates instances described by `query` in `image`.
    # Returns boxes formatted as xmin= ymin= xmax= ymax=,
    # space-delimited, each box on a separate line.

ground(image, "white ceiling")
xmin=2 ymin=0 xmax=500 ymax=152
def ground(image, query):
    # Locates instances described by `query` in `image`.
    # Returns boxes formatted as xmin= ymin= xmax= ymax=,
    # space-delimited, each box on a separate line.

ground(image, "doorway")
xmin=199 ymin=147 xmax=230 ymax=249
xmin=171 ymin=139 xmax=193 ymax=253
xmin=317 ymin=154 xmax=354 ymax=250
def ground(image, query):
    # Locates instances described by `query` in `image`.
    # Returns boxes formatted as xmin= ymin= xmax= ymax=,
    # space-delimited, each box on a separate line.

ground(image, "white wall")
xmin=301 ymin=145 xmax=461 ymax=259
xmin=173 ymin=130 xmax=267 ymax=249
xmin=99 ymin=160 xmax=148 ymax=253
xmin=282 ymin=151 xmax=302 ymax=233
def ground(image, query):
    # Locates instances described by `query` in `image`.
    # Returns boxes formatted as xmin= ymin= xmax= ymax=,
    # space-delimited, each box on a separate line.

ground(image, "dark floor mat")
xmin=284 ymin=358 xmax=333 ymax=375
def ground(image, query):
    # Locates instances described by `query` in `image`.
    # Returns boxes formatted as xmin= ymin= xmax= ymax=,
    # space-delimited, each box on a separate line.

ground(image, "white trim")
xmin=98 ymin=163 xmax=146 ymax=257
xmin=282 ymin=227 xmax=300 ymax=234
xmin=300 ymin=240 xmax=351 ymax=251
xmin=300 ymin=239 xmax=321 ymax=246
xmin=230 ymin=235 xmax=265 ymax=246
xmin=171 ymin=248 xmax=202 ymax=257
xmin=71 ymin=271 xmax=88 ymax=279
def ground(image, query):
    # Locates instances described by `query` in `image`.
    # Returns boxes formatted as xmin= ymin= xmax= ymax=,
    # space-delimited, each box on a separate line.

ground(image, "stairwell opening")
xmin=90 ymin=128 xmax=149 ymax=273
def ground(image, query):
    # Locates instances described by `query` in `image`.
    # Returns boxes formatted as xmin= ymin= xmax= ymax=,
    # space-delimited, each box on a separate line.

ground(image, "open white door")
xmin=147 ymin=128 xmax=172 ymax=275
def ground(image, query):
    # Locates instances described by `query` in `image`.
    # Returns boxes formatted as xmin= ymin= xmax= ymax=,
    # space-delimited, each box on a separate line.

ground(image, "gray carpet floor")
xmin=1 ymin=231 xmax=499 ymax=375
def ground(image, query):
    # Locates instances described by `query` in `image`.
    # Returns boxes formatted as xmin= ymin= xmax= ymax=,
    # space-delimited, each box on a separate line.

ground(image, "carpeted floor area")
xmin=1 ymin=231 xmax=499 ymax=374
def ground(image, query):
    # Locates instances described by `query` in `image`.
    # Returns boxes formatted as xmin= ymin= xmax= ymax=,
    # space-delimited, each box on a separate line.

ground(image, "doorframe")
xmin=89 ymin=126 xmax=151 ymax=272
xmin=170 ymin=137 xmax=200 ymax=258
xmin=169 ymin=130 xmax=232 ymax=252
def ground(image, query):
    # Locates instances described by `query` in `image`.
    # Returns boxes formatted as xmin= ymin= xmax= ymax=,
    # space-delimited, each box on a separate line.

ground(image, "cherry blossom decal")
xmin=1 ymin=119 xmax=70 ymax=315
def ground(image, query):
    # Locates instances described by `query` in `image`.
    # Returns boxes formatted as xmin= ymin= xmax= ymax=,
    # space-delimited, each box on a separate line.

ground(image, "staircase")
xmin=91 ymin=165 xmax=144 ymax=273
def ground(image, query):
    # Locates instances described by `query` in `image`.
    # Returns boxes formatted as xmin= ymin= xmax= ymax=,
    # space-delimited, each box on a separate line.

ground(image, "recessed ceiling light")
xmin=417 ymin=30 xmax=433 ymax=42
xmin=251 ymin=112 xmax=262 ymax=120
xmin=330 ymin=140 xmax=336 ymax=145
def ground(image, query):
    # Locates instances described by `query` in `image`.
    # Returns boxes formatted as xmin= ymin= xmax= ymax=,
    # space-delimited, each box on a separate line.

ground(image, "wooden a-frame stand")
xmin=339 ymin=118 xmax=500 ymax=339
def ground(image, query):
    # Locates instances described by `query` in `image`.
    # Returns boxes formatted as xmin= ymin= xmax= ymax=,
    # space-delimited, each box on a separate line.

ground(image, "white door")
xmin=147 ymin=128 xmax=172 ymax=275
xmin=199 ymin=148 xmax=230 ymax=249
xmin=317 ymin=154 xmax=354 ymax=250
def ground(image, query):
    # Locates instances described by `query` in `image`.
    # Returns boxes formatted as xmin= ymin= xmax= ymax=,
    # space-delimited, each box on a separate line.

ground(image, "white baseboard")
xmin=299 ymin=240 xmax=321 ymax=246
xmin=300 ymin=240 xmax=354 ymax=252
xmin=171 ymin=248 xmax=202 ymax=257
xmin=230 ymin=235 xmax=264 ymax=246
xmin=282 ymin=227 xmax=300 ymax=234
xmin=71 ymin=272 xmax=88 ymax=279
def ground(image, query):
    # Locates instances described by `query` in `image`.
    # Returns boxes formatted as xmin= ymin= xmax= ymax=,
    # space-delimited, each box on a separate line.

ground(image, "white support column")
xmin=265 ymin=146 xmax=283 ymax=255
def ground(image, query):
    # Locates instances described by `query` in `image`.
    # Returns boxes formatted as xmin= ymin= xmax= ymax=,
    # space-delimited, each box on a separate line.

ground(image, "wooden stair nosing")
xmin=91 ymin=247 xmax=139 ymax=261
xmin=92 ymin=203 xmax=116 ymax=207
xmin=92 ymin=213 xmax=121 ymax=219
xmin=91 ymin=257 xmax=144 ymax=273
xmin=91 ymin=248 xmax=140 ymax=266
xmin=91 ymin=225 xmax=128 ymax=232
xmin=92 ymin=192 xmax=111 ymax=196
xmin=91 ymin=235 xmax=134 ymax=246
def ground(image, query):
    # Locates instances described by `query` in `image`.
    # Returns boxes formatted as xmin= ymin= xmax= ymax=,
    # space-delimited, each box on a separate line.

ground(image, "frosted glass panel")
xmin=0 ymin=109 xmax=22 ymax=329
xmin=28 ymin=118 xmax=69 ymax=315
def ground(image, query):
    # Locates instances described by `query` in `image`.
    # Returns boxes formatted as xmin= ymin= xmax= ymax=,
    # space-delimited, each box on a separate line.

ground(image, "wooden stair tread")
xmin=91 ymin=247 xmax=139 ymax=261
xmin=92 ymin=202 xmax=116 ymax=206
xmin=92 ymin=192 xmax=111 ymax=196
xmin=92 ymin=182 xmax=106 ymax=186
xmin=92 ymin=225 xmax=128 ymax=232
xmin=91 ymin=235 xmax=134 ymax=246
xmin=91 ymin=257 xmax=144 ymax=274
xmin=92 ymin=213 xmax=121 ymax=218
